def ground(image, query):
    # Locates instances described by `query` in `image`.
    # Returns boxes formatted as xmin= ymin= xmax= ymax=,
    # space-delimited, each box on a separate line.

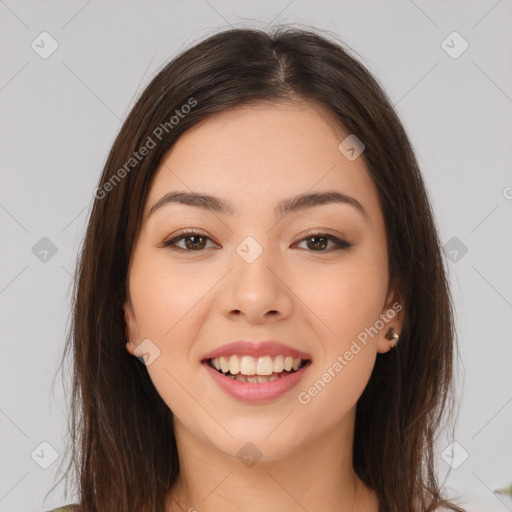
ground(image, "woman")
xmin=45 ymin=26 xmax=465 ymax=512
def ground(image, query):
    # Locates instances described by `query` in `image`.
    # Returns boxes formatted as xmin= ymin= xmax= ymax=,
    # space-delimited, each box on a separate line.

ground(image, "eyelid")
xmin=293 ymin=228 xmax=346 ymax=243
xmin=158 ymin=228 xmax=218 ymax=250
xmin=293 ymin=232 xmax=352 ymax=251
xmin=159 ymin=228 xmax=353 ymax=252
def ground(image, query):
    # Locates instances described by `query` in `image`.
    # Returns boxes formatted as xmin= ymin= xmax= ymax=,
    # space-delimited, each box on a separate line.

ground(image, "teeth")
xmin=229 ymin=355 xmax=240 ymax=374
xmin=209 ymin=354 xmax=306 ymax=376
xmin=273 ymin=355 xmax=284 ymax=372
xmin=240 ymin=355 xmax=256 ymax=375
xmin=220 ymin=356 xmax=230 ymax=373
xmin=257 ymin=356 xmax=273 ymax=375
xmin=235 ymin=373 xmax=281 ymax=383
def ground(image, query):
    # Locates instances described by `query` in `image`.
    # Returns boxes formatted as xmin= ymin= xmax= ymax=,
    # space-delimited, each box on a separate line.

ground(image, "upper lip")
xmin=202 ymin=341 xmax=312 ymax=361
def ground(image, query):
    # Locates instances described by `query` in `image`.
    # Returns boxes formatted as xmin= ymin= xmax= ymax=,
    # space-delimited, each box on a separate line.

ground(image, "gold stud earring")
xmin=385 ymin=327 xmax=399 ymax=348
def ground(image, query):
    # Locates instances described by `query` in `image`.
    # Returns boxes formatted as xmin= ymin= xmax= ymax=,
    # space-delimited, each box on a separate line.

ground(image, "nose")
xmin=221 ymin=238 xmax=294 ymax=324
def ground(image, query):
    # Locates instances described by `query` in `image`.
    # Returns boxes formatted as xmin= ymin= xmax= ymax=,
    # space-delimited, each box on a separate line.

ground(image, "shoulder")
xmin=44 ymin=505 xmax=81 ymax=512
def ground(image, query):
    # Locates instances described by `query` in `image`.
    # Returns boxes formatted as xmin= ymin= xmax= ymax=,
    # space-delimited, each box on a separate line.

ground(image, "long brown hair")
xmin=49 ymin=26 xmax=465 ymax=512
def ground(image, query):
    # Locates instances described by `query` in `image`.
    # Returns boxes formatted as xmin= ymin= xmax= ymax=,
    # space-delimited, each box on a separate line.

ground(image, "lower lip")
xmin=201 ymin=360 xmax=312 ymax=404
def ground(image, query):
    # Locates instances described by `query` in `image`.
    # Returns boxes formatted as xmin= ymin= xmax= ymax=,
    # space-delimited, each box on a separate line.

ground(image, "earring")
xmin=127 ymin=337 xmax=134 ymax=349
xmin=385 ymin=327 xmax=399 ymax=348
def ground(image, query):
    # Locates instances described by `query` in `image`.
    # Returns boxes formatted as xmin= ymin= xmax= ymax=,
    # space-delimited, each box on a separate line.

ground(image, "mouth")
xmin=204 ymin=355 xmax=312 ymax=383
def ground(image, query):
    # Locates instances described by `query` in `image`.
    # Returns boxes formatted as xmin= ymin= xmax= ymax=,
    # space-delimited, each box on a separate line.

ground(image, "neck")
xmin=165 ymin=407 xmax=378 ymax=512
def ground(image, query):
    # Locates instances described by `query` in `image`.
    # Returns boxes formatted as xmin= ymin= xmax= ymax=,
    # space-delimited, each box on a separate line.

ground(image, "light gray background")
xmin=1 ymin=1 xmax=511 ymax=511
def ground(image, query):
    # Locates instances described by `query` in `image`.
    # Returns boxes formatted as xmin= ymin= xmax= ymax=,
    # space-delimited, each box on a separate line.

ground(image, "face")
xmin=123 ymin=101 xmax=403 ymax=461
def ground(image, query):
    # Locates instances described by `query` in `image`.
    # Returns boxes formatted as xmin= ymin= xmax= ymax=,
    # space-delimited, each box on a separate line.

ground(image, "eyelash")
xmin=160 ymin=229 xmax=352 ymax=253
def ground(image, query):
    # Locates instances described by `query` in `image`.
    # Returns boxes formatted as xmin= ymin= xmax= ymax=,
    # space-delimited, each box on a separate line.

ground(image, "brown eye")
xmin=182 ymin=235 xmax=207 ymax=250
xmin=162 ymin=230 xmax=217 ymax=251
xmin=161 ymin=230 xmax=352 ymax=253
xmin=295 ymin=233 xmax=352 ymax=252
xmin=305 ymin=235 xmax=328 ymax=251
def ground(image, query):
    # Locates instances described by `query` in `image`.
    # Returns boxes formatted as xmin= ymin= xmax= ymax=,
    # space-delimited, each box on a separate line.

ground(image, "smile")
xmin=207 ymin=355 xmax=309 ymax=382
xmin=202 ymin=356 xmax=312 ymax=403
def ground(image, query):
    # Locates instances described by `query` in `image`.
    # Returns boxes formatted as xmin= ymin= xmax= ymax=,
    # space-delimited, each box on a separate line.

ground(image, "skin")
xmin=123 ymin=101 xmax=404 ymax=512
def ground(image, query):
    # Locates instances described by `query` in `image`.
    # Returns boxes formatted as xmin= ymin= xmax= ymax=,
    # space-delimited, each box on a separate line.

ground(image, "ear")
xmin=123 ymin=297 xmax=140 ymax=356
xmin=376 ymin=286 xmax=405 ymax=354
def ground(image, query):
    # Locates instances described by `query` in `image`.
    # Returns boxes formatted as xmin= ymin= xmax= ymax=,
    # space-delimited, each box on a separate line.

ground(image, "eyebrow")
xmin=147 ymin=190 xmax=369 ymax=222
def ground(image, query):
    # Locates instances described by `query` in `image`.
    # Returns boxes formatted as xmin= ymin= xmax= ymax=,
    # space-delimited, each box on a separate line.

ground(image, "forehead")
xmin=144 ymin=102 xmax=382 ymax=228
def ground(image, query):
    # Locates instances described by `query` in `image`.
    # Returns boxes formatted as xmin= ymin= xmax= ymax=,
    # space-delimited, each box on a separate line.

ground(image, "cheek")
xmin=290 ymin=252 xmax=386 ymax=407
xmin=128 ymin=251 xmax=211 ymax=414
xmin=297 ymin=345 xmax=376 ymax=421
xmin=295 ymin=264 xmax=383 ymax=414
xmin=129 ymin=248 xmax=214 ymax=343
xmin=292 ymin=255 xmax=388 ymax=343
xmin=127 ymin=250 xmax=218 ymax=414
